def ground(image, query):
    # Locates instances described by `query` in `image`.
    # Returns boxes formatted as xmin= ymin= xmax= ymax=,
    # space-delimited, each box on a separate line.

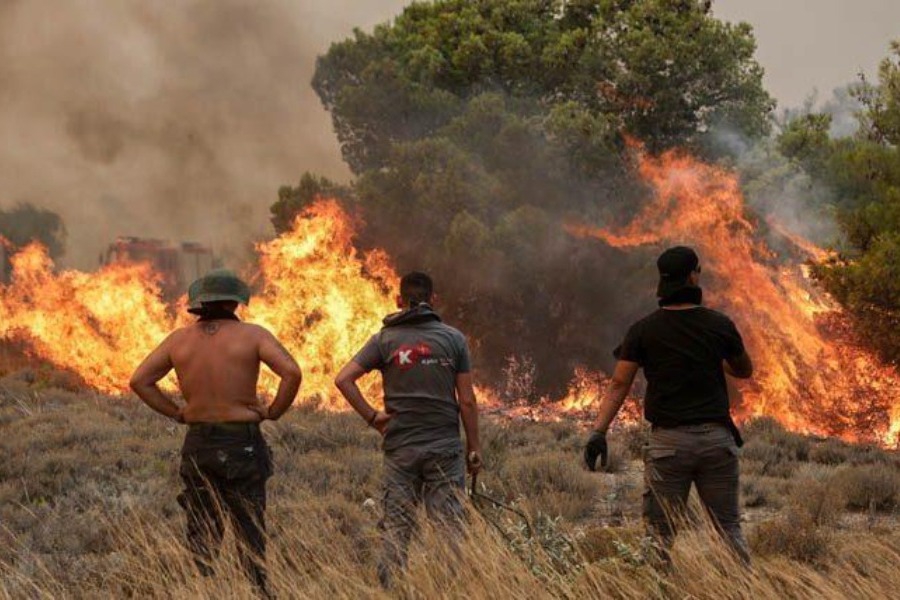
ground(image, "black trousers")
xmin=177 ymin=423 xmax=272 ymax=591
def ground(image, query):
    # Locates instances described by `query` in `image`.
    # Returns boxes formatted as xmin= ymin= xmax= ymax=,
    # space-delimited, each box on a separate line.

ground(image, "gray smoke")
xmin=708 ymin=125 xmax=840 ymax=249
xmin=4 ymin=0 xmax=895 ymax=269
xmin=0 ymin=0 xmax=406 ymax=268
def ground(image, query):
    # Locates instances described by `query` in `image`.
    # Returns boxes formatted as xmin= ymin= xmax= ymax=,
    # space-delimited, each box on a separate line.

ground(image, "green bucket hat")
xmin=187 ymin=268 xmax=251 ymax=314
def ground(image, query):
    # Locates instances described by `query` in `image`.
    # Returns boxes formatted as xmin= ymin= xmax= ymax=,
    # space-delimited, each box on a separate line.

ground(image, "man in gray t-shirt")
xmin=335 ymin=271 xmax=481 ymax=588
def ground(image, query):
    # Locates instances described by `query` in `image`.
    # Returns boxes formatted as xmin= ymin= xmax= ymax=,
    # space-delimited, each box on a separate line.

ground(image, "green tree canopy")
xmin=781 ymin=42 xmax=900 ymax=363
xmin=278 ymin=0 xmax=774 ymax=395
xmin=314 ymin=0 xmax=773 ymax=173
xmin=0 ymin=203 xmax=67 ymax=259
xmin=271 ymin=173 xmax=352 ymax=234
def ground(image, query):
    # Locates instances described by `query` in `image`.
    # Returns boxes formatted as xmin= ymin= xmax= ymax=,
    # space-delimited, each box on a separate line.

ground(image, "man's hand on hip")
xmin=250 ymin=401 xmax=270 ymax=421
xmin=369 ymin=411 xmax=392 ymax=435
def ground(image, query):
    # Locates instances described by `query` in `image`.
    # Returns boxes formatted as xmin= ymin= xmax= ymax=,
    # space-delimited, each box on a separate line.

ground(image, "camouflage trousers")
xmin=378 ymin=440 xmax=466 ymax=587
xmin=178 ymin=423 xmax=273 ymax=594
xmin=643 ymin=423 xmax=750 ymax=565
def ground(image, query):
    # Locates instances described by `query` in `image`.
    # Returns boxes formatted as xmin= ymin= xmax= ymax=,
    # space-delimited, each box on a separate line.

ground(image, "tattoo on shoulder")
xmin=202 ymin=322 xmax=220 ymax=336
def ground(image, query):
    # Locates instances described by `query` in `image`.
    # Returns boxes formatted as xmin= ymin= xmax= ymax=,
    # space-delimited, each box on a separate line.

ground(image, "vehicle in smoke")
xmin=101 ymin=237 xmax=217 ymax=298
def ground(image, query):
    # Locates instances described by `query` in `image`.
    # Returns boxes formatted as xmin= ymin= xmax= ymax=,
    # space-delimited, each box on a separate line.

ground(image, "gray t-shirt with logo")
xmin=353 ymin=310 xmax=471 ymax=452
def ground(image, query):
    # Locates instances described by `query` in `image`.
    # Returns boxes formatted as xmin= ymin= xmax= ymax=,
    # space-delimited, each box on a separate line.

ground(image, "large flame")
xmin=0 ymin=199 xmax=395 ymax=404
xmin=2 ymin=178 xmax=898 ymax=446
xmin=567 ymin=145 xmax=900 ymax=447
xmin=0 ymin=243 xmax=177 ymax=393
xmin=247 ymin=200 xmax=396 ymax=404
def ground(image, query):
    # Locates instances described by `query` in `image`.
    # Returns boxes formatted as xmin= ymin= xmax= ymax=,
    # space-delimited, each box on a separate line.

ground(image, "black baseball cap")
xmin=656 ymin=246 xmax=700 ymax=298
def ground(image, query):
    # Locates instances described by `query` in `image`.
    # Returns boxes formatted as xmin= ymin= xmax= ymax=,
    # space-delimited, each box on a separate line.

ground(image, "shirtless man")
xmin=130 ymin=268 xmax=301 ymax=595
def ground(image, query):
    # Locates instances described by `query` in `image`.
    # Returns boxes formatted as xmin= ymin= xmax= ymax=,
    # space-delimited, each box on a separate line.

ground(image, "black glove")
xmin=584 ymin=430 xmax=608 ymax=472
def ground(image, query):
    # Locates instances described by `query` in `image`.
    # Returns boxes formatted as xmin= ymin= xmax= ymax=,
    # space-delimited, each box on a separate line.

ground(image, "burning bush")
xmin=277 ymin=0 xmax=775 ymax=398
xmin=0 ymin=199 xmax=395 ymax=406
xmin=783 ymin=42 xmax=900 ymax=369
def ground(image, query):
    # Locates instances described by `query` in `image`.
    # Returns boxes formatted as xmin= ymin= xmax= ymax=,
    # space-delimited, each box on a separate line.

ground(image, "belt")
xmin=651 ymin=420 xmax=743 ymax=447
xmin=187 ymin=422 xmax=261 ymax=436
xmin=651 ymin=422 xmax=727 ymax=432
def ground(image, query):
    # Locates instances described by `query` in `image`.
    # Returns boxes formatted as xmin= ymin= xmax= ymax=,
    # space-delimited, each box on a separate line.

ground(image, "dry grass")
xmin=1 ymin=378 xmax=899 ymax=599
xmin=832 ymin=464 xmax=900 ymax=511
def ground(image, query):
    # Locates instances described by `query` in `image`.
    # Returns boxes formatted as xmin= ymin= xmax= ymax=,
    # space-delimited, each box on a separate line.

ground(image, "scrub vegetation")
xmin=273 ymin=0 xmax=775 ymax=398
xmin=1 ymin=377 xmax=898 ymax=599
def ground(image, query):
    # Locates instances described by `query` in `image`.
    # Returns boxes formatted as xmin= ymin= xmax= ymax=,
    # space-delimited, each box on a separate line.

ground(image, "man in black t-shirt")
xmin=583 ymin=246 xmax=753 ymax=564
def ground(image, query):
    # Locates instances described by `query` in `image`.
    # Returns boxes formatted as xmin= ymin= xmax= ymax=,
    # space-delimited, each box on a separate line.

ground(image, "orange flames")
xmin=0 ymin=243 xmax=177 ymax=394
xmin=246 ymin=200 xmax=396 ymax=405
xmin=567 ymin=145 xmax=900 ymax=447
xmin=0 ymin=199 xmax=395 ymax=404
xmin=2 ymin=169 xmax=898 ymax=447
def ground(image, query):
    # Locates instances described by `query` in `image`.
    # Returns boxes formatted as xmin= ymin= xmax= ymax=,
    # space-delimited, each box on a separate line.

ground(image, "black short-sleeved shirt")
xmin=615 ymin=307 xmax=746 ymax=427
xmin=354 ymin=319 xmax=471 ymax=451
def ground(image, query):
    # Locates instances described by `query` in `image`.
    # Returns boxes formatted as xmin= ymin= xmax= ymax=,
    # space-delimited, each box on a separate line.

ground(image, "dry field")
xmin=1 ymin=373 xmax=899 ymax=599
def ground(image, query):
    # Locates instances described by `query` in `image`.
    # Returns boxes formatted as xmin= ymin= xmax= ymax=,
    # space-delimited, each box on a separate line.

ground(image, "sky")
xmin=713 ymin=0 xmax=900 ymax=108
xmin=0 ymin=0 xmax=897 ymax=268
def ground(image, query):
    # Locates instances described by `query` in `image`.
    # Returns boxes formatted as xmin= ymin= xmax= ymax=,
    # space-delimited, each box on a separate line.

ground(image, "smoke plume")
xmin=0 ymin=0 xmax=405 ymax=268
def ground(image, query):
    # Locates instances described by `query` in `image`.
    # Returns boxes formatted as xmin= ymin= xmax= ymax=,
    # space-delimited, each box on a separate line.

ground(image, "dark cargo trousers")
xmin=643 ymin=423 xmax=750 ymax=564
xmin=178 ymin=423 xmax=273 ymax=592
xmin=379 ymin=442 xmax=466 ymax=587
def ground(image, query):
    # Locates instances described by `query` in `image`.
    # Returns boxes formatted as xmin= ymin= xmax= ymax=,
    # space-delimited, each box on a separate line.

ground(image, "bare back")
xmin=165 ymin=320 xmax=268 ymax=422
xmin=131 ymin=313 xmax=301 ymax=424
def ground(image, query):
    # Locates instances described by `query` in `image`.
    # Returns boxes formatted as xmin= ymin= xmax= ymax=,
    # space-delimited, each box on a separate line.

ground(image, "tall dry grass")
xmin=4 ymin=496 xmax=899 ymax=599
xmin=1 ymin=378 xmax=899 ymax=598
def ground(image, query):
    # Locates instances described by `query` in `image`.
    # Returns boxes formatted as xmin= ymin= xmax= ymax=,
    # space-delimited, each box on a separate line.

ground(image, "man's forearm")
xmin=267 ymin=375 xmax=301 ymax=420
xmin=134 ymin=384 xmax=181 ymax=420
xmin=592 ymin=383 xmax=629 ymax=432
xmin=460 ymin=401 xmax=480 ymax=451
xmin=336 ymin=380 xmax=377 ymax=422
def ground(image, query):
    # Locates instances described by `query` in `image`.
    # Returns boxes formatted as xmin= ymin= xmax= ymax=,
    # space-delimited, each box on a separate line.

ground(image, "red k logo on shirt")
xmin=391 ymin=343 xmax=432 ymax=370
